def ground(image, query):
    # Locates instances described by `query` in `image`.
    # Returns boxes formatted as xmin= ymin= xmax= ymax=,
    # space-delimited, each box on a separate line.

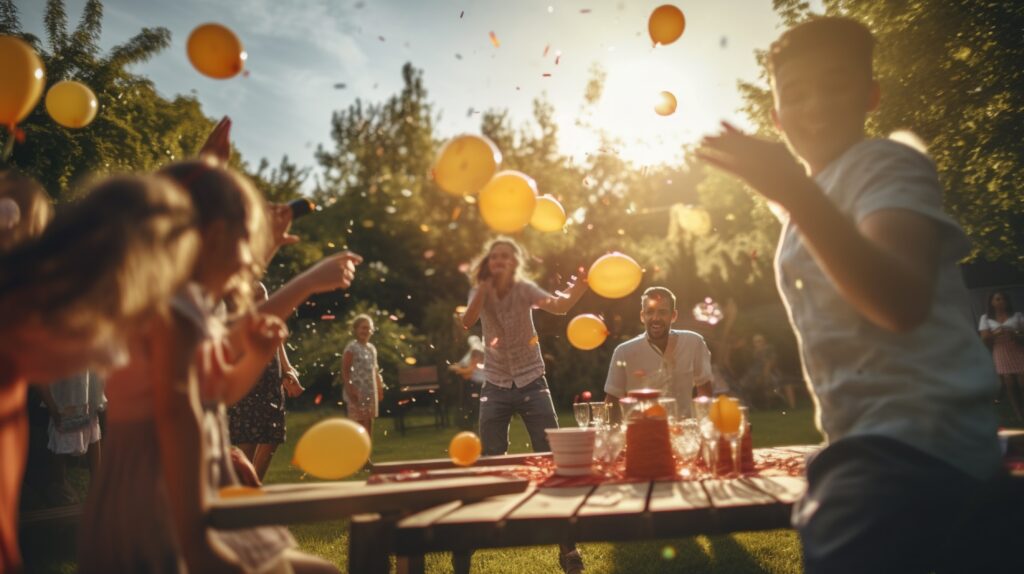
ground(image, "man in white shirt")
xmin=604 ymin=287 xmax=712 ymax=415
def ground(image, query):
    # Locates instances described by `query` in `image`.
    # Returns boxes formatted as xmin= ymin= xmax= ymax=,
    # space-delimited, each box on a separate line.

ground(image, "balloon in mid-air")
xmin=478 ymin=170 xmax=538 ymax=233
xmin=588 ymin=252 xmax=643 ymax=299
xmin=449 ymin=431 xmax=483 ymax=466
xmin=45 ymin=81 xmax=98 ymax=128
xmin=648 ymin=5 xmax=686 ymax=46
xmin=433 ymin=134 xmax=502 ymax=195
xmin=187 ymin=23 xmax=246 ymax=79
xmin=567 ymin=314 xmax=609 ymax=351
xmin=530 ymin=195 xmax=567 ymax=232
xmin=292 ymin=418 xmax=371 ymax=479
xmin=654 ymin=91 xmax=677 ymax=116
xmin=0 ymin=35 xmax=45 ymax=128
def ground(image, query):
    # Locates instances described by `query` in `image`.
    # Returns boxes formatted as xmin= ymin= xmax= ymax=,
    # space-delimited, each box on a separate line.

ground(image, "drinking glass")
xmin=573 ymin=402 xmax=591 ymax=428
xmin=671 ymin=418 xmax=701 ymax=468
xmin=589 ymin=402 xmax=609 ymax=427
xmin=699 ymin=417 xmax=721 ymax=477
xmin=657 ymin=397 xmax=678 ymax=422
xmin=723 ymin=407 xmax=748 ymax=478
xmin=594 ymin=423 xmax=625 ymax=476
xmin=692 ymin=395 xmax=711 ymax=420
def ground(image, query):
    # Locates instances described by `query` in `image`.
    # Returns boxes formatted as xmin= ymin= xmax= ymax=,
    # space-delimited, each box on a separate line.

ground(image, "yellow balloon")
xmin=588 ymin=252 xmax=643 ymax=299
xmin=530 ymin=195 xmax=566 ymax=232
xmin=187 ymin=23 xmax=246 ymax=79
xmin=433 ymin=134 xmax=502 ymax=196
xmin=709 ymin=396 xmax=742 ymax=434
xmin=449 ymin=431 xmax=482 ymax=467
xmin=218 ymin=485 xmax=265 ymax=499
xmin=478 ymin=170 xmax=538 ymax=233
xmin=654 ymin=91 xmax=677 ymax=117
xmin=648 ymin=5 xmax=686 ymax=46
xmin=567 ymin=314 xmax=608 ymax=351
xmin=293 ymin=418 xmax=371 ymax=479
xmin=45 ymin=81 xmax=98 ymax=128
xmin=0 ymin=35 xmax=45 ymax=128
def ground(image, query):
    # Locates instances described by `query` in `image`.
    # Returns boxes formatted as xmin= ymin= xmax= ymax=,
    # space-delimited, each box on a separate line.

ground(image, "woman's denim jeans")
xmin=478 ymin=377 xmax=559 ymax=456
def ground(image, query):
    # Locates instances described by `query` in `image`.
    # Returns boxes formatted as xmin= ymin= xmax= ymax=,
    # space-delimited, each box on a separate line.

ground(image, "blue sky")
xmin=19 ymin=0 xmax=797 ymax=174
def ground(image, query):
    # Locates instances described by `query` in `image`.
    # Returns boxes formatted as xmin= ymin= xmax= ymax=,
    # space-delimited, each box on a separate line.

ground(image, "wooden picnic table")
xmin=351 ymin=445 xmax=817 ymax=574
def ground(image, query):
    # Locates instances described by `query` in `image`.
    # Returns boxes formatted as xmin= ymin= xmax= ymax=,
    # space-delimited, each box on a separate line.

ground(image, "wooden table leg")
xmin=349 ymin=514 xmax=391 ymax=574
xmin=396 ymin=554 xmax=425 ymax=574
xmin=452 ymin=550 xmax=472 ymax=574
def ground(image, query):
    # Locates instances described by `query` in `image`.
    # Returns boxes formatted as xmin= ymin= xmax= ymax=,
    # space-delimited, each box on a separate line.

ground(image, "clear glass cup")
xmin=671 ymin=418 xmax=701 ymax=468
xmin=589 ymin=402 xmax=609 ymax=427
xmin=699 ymin=417 xmax=721 ymax=477
xmin=658 ymin=397 xmax=679 ymax=422
xmin=573 ymin=402 xmax=591 ymax=428
xmin=724 ymin=406 xmax=749 ymax=478
xmin=594 ymin=423 xmax=625 ymax=476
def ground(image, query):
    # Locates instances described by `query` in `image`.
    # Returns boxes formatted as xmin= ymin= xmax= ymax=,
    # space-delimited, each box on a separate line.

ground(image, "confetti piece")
xmin=490 ymin=337 xmax=500 ymax=347
xmin=321 ymin=314 xmax=336 ymax=320
xmin=555 ymin=54 xmax=561 ymax=65
xmin=405 ymin=357 xmax=417 ymax=365
xmin=314 ymin=394 xmax=323 ymax=405
xmin=489 ymin=31 xmax=500 ymax=47
xmin=580 ymin=8 xmax=592 ymax=14
xmin=389 ymin=314 xmax=399 ymax=321
xmin=451 ymin=206 xmax=462 ymax=220
xmin=529 ymin=335 xmax=539 ymax=346
xmin=542 ymin=73 xmax=552 ymax=77
xmin=460 ymin=10 xmax=464 ymax=18
xmin=543 ymin=44 xmax=550 ymax=57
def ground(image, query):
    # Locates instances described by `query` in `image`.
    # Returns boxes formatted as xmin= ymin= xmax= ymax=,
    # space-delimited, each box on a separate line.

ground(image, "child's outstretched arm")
xmin=259 ymin=251 xmax=363 ymax=321
xmin=698 ymin=123 xmax=939 ymax=333
xmin=150 ymin=311 xmax=244 ymax=574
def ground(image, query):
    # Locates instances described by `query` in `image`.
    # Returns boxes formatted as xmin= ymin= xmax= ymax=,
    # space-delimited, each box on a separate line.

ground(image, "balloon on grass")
xmin=567 ymin=314 xmax=609 ymax=351
xmin=433 ymin=134 xmax=502 ymax=195
xmin=0 ymin=35 xmax=45 ymax=128
xmin=187 ymin=23 xmax=246 ymax=79
xmin=45 ymin=81 xmax=98 ymax=128
xmin=449 ymin=431 xmax=482 ymax=466
xmin=648 ymin=5 xmax=686 ymax=46
xmin=478 ymin=170 xmax=538 ymax=233
xmin=293 ymin=418 xmax=371 ymax=479
xmin=588 ymin=252 xmax=643 ymax=299
xmin=530 ymin=195 xmax=566 ymax=232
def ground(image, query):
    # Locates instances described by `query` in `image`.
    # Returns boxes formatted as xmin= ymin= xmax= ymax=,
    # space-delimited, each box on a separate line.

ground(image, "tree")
xmin=2 ymin=0 xmax=216 ymax=199
xmin=751 ymin=0 xmax=1024 ymax=266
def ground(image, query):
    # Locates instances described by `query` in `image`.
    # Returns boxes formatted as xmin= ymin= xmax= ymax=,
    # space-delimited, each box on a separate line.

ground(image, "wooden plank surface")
xmin=396 ymin=487 xmax=538 ymax=553
xmin=648 ymin=480 xmax=714 ymax=537
xmin=370 ymin=452 xmax=549 ymax=474
xmin=501 ymin=485 xmax=594 ymax=545
xmin=207 ymin=476 xmax=528 ymax=529
xmin=575 ymin=482 xmax=652 ymax=541
xmin=702 ymin=477 xmax=794 ymax=533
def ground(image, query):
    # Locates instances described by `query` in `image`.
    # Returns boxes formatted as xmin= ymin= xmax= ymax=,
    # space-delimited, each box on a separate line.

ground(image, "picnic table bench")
xmin=351 ymin=445 xmax=817 ymax=574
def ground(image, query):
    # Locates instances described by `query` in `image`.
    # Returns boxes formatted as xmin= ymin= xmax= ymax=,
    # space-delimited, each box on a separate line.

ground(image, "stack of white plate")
xmin=545 ymin=428 xmax=596 ymax=476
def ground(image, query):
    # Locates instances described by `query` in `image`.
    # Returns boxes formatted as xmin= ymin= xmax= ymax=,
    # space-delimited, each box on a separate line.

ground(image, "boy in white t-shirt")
xmin=698 ymin=17 xmax=1014 ymax=573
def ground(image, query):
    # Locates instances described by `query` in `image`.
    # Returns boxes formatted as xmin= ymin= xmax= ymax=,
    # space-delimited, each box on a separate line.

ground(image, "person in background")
xmin=979 ymin=290 xmax=1024 ymax=421
xmin=604 ymin=286 xmax=713 ymax=413
xmin=341 ymin=314 xmax=385 ymax=437
xmin=38 ymin=371 xmax=105 ymax=504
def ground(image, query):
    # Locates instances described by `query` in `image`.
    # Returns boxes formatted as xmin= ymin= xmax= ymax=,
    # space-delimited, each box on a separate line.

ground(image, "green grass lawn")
xmin=22 ymin=398 xmax=1022 ymax=573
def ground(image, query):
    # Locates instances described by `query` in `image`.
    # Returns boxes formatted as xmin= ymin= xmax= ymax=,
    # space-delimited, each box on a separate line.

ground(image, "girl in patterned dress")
xmin=979 ymin=290 xmax=1024 ymax=420
xmin=341 ymin=314 xmax=384 ymax=436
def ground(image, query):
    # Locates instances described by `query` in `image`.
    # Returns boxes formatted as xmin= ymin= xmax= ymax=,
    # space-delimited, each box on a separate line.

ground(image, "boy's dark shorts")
xmin=794 ymin=435 xmax=1020 ymax=574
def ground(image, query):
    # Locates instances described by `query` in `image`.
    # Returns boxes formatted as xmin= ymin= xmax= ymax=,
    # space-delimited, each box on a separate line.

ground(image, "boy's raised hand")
xmin=697 ymin=121 xmax=808 ymax=207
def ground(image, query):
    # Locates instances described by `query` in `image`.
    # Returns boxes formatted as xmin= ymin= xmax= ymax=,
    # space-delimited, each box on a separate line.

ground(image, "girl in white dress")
xmin=342 ymin=314 xmax=384 ymax=436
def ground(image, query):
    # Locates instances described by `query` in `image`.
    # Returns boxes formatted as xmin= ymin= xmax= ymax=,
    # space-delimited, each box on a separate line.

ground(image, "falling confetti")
xmin=321 ymin=314 xmax=336 ymax=320
xmin=795 ymin=278 xmax=804 ymax=290
xmin=314 ymin=394 xmax=323 ymax=405
xmin=333 ymin=83 xmax=347 ymax=89
xmin=489 ymin=31 xmax=500 ymax=47
xmin=405 ymin=357 xmax=417 ymax=365
xmin=692 ymin=297 xmax=724 ymax=325
xmin=460 ymin=10 xmax=464 ymax=18
xmin=580 ymin=8 xmax=592 ymax=14
xmin=543 ymin=44 xmax=550 ymax=57
xmin=662 ymin=546 xmax=677 ymax=560
xmin=542 ymin=73 xmax=552 ymax=77
xmin=529 ymin=335 xmax=539 ymax=346
xmin=378 ymin=35 xmax=386 ymax=42
xmin=555 ymin=53 xmax=561 ymax=65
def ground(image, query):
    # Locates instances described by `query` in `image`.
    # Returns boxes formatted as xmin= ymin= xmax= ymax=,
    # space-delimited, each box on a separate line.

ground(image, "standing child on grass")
xmin=698 ymin=16 xmax=1013 ymax=573
xmin=341 ymin=314 xmax=384 ymax=437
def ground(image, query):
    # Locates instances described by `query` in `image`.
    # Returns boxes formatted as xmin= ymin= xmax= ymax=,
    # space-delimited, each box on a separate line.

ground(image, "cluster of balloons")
xmin=293 ymin=418 xmax=371 ymax=479
xmin=0 ymin=35 xmax=98 ymax=133
xmin=565 ymin=253 xmax=644 ymax=351
xmin=433 ymin=134 xmax=566 ymax=234
xmin=647 ymin=5 xmax=686 ymax=116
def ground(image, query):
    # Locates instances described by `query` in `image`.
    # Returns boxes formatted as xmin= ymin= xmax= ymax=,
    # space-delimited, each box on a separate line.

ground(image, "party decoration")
xmin=478 ymin=170 xmax=538 ymax=233
xmin=45 ymin=81 xmax=98 ymax=128
xmin=654 ymin=91 xmax=677 ymax=116
xmin=187 ymin=23 xmax=246 ymax=79
xmin=709 ymin=396 xmax=742 ymax=434
xmin=530 ymin=195 xmax=566 ymax=232
xmin=588 ymin=252 xmax=643 ymax=299
xmin=449 ymin=431 xmax=482 ymax=466
xmin=433 ymin=134 xmax=502 ymax=196
xmin=0 ymin=35 xmax=45 ymax=128
xmin=293 ymin=418 xmax=370 ymax=479
xmin=567 ymin=314 xmax=608 ymax=351
xmin=648 ymin=5 xmax=686 ymax=46
xmin=692 ymin=297 xmax=723 ymax=325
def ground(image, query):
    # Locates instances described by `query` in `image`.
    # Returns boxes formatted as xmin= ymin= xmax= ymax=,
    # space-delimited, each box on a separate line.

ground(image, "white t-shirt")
xmin=775 ymin=138 xmax=1000 ymax=480
xmin=604 ymin=329 xmax=712 ymax=415
xmin=979 ymin=312 xmax=1023 ymax=332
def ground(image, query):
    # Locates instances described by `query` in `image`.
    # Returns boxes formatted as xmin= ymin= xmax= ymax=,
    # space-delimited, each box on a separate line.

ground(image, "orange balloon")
xmin=45 ymin=81 xmax=98 ymax=128
xmin=218 ymin=485 xmax=265 ymax=499
xmin=648 ymin=5 xmax=686 ymax=46
xmin=478 ymin=170 xmax=538 ymax=233
xmin=567 ymin=314 xmax=608 ymax=351
xmin=530 ymin=195 xmax=566 ymax=232
xmin=434 ymin=134 xmax=502 ymax=195
xmin=0 ymin=35 xmax=45 ymax=127
xmin=654 ymin=91 xmax=677 ymax=116
xmin=187 ymin=23 xmax=246 ymax=79
xmin=449 ymin=431 xmax=482 ymax=466
xmin=588 ymin=252 xmax=643 ymax=299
